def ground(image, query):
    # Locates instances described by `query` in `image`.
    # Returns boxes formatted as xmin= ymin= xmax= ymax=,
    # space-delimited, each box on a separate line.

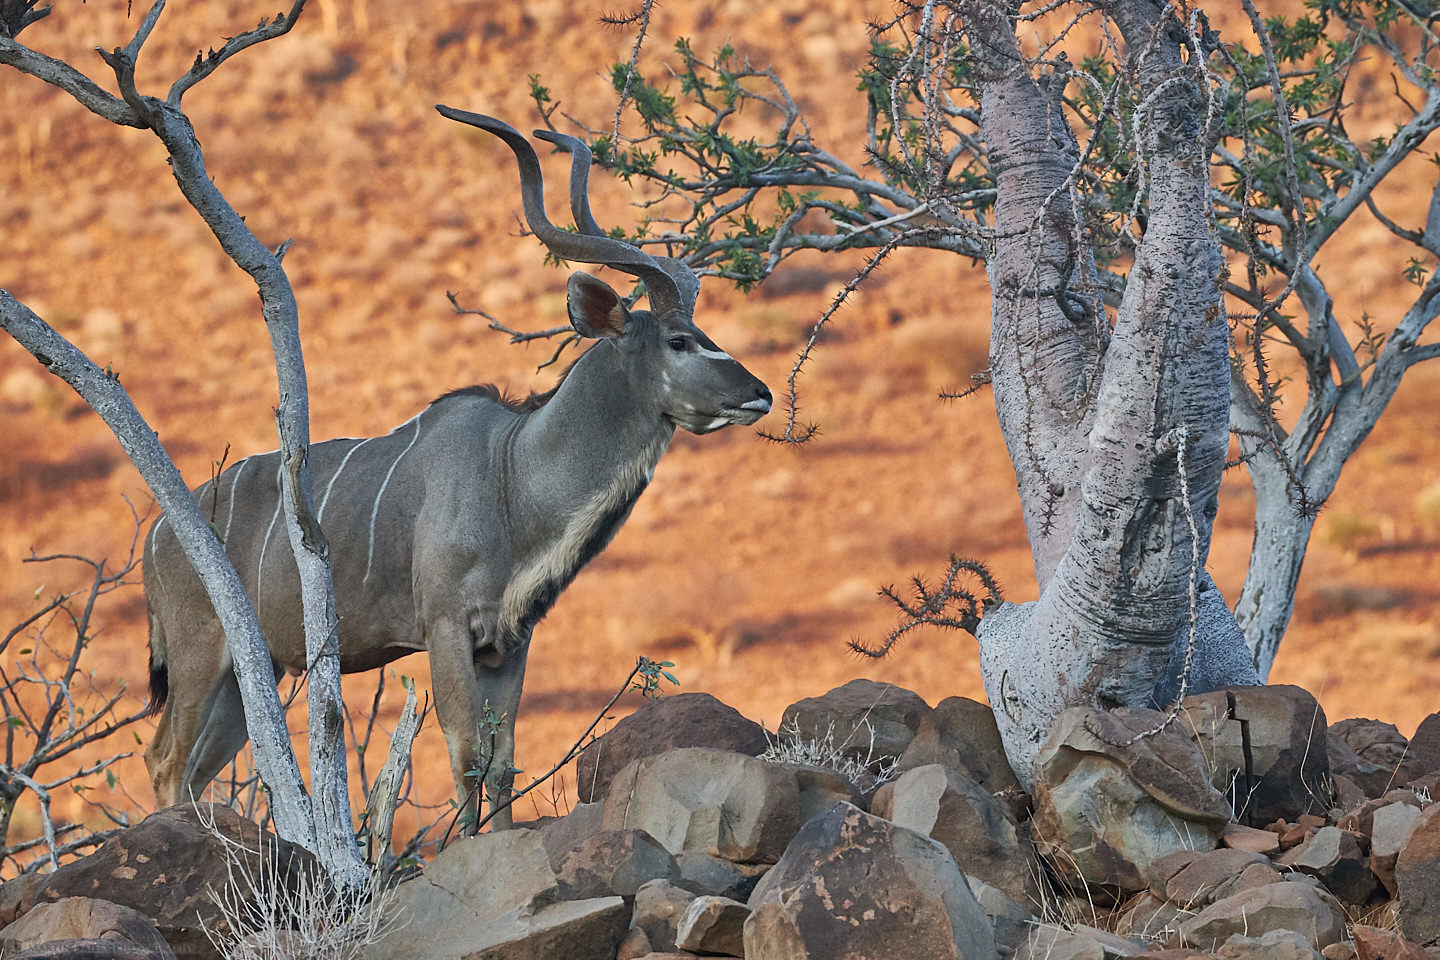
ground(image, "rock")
xmin=365 ymin=895 xmax=629 ymax=960
xmin=1181 ymin=685 xmax=1332 ymax=824
xmin=614 ymin=926 xmax=653 ymax=960
xmin=1409 ymin=713 xmax=1440 ymax=776
xmin=359 ymin=826 xmax=630 ymax=959
xmin=9 ymin=943 xmax=175 ymax=960
xmin=897 ymin=696 xmax=1023 ymax=795
xmin=1031 ymin=706 xmax=1231 ymax=896
xmin=1331 ymin=719 xmax=1422 ymax=797
xmin=576 ymin=693 xmax=770 ymax=803
xmin=1220 ymin=822 xmax=1281 ymax=854
xmin=674 ymin=895 xmax=748 ymax=956
xmin=744 ymin=802 xmax=997 ymax=960
xmin=964 ymin=876 xmax=1035 ymax=956
xmin=779 ymin=679 xmax=931 ymax=770
xmin=1153 ymin=848 xmax=1278 ymax=908
xmin=1114 ymin=893 xmax=1185 ymax=942
xmin=875 ymin=763 xmax=1038 ymax=905
xmin=1352 ymin=923 xmax=1433 ymax=960
xmin=1332 ymin=774 xmax=1367 ymax=813
xmin=0 ymin=897 xmax=175 ymax=959
xmin=674 ymin=852 xmax=766 ymax=900
xmin=603 ymin=747 xmax=801 ymax=864
xmin=1014 ymin=923 xmax=1146 ymax=959
xmin=1322 ymin=942 xmax=1359 ymax=960
xmin=538 ymin=802 xmax=605 ymax=870
xmin=629 ymin=879 xmax=697 ymax=954
xmin=1371 ymin=801 xmax=1422 ymax=896
xmin=0 ymin=873 xmax=45 ymax=928
xmin=23 ymin=804 xmax=316 ymax=960
xmin=1394 ymin=801 xmax=1440 ymax=946
xmin=1278 ymin=826 xmax=1377 ymax=906
xmin=1173 ymin=879 xmax=1346 ymax=952
xmin=769 ymin=762 xmax=865 ymax=823
xmin=1215 ymin=929 xmax=1322 ymax=960
xmin=555 ymin=829 xmax=680 ymax=900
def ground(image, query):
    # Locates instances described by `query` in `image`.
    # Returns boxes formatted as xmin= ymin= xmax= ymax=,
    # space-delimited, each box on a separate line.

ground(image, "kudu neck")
xmin=513 ymin=339 xmax=674 ymax=486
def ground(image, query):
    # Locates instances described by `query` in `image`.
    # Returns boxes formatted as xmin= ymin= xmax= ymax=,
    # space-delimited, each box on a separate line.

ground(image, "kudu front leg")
xmin=428 ymin=612 xmax=528 ymax=831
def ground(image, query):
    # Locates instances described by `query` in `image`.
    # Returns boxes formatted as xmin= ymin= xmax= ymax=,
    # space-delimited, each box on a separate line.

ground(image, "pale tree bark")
xmin=966 ymin=0 xmax=1258 ymax=786
xmin=1 ymin=0 xmax=364 ymax=886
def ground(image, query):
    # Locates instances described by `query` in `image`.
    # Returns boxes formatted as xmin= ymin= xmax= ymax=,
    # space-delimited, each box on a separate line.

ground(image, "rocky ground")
xmin=1 ymin=680 xmax=1438 ymax=960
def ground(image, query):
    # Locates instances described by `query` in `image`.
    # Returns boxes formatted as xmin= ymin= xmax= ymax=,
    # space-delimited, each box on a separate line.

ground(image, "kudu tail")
xmin=145 ymin=607 xmax=169 ymax=718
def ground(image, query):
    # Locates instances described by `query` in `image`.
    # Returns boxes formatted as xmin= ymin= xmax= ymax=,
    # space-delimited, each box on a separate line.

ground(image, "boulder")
xmin=0 ymin=873 xmax=46 ymax=927
xmin=744 ymin=802 xmax=997 ymax=960
xmin=0 ymin=897 xmax=175 ymax=960
xmin=537 ymin=802 xmax=605 ymax=870
xmin=602 ymin=747 xmax=801 ymax=864
xmin=1351 ymin=924 xmax=1433 ymax=960
xmin=1172 ymin=879 xmax=1346 ymax=952
xmin=1278 ymin=826 xmax=1377 ymax=906
xmin=1370 ymin=801 xmax=1422 ymax=896
xmin=576 ymin=693 xmax=769 ymax=803
xmin=674 ymin=895 xmax=748 ymax=956
xmin=1408 ymin=713 xmax=1440 ymax=777
xmin=554 ymin=829 xmax=680 ymax=900
xmin=1113 ymin=893 xmax=1185 ymax=942
xmin=779 ymin=680 xmax=931 ymax=770
xmin=874 ymin=763 xmax=1038 ymax=906
xmin=784 ymin=762 xmax=865 ymax=822
xmin=1394 ymin=801 xmax=1440 ymax=946
xmin=1330 ymin=719 xmax=1421 ymax=797
xmin=1181 ymin=685 xmax=1332 ymax=824
xmin=1014 ymin=923 xmax=1146 ymax=959
xmin=674 ymin=852 xmax=767 ymax=900
xmin=22 ymin=804 xmax=315 ymax=960
xmin=8 ymin=943 xmax=175 ymax=960
xmin=1219 ymin=822 xmax=1280 ymax=855
xmin=614 ymin=927 xmax=653 ymax=960
xmin=896 ymin=696 xmax=1023 ymax=795
xmin=1151 ymin=848 xmax=1278 ymax=908
xmin=629 ymin=879 xmax=697 ymax=954
xmin=1031 ymin=706 xmax=1231 ymax=896
xmin=1215 ymin=929 xmax=1322 ymax=960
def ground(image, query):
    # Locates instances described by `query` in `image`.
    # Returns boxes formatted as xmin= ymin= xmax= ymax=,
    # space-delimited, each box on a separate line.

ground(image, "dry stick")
xmin=364 ymin=682 xmax=423 ymax=872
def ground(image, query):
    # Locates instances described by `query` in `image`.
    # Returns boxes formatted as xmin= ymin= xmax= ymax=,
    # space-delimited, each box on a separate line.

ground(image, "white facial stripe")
xmin=694 ymin=345 xmax=732 ymax=361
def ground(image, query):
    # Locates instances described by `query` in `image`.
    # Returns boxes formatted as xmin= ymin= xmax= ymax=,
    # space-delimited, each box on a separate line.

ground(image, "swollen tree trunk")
xmin=965 ymin=0 xmax=1259 ymax=786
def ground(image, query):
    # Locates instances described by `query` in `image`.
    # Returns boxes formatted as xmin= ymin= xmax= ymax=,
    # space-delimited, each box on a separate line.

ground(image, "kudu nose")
xmin=753 ymin=382 xmax=773 ymax=411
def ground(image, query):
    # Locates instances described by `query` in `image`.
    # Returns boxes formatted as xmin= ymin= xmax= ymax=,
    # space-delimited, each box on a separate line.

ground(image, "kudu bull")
xmin=142 ymin=108 xmax=772 ymax=827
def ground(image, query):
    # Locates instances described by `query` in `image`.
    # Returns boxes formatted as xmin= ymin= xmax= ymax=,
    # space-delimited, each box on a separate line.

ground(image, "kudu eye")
xmin=667 ymin=336 xmax=688 ymax=353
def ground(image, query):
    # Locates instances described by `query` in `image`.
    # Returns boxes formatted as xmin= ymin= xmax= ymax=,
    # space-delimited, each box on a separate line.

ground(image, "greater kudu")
xmin=142 ymin=109 xmax=772 ymax=827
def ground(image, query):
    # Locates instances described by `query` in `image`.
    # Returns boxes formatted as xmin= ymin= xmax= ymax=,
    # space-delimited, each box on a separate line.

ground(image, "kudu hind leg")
xmin=180 ymin=667 xmax=256 ymax=801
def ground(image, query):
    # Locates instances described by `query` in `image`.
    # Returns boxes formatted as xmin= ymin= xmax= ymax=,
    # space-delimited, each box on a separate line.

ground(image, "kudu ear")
xmin=567 ymin=272 xmax=630 ymax=340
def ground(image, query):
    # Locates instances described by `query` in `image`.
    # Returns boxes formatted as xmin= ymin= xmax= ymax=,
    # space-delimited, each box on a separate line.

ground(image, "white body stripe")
xmin=222 ymin=458 xmax=249 ymax=544
xmin=318 ymin=438 xmax=371 ymax=525
xmin=254 ymin=461 xmax=285 ymax=619
xmin=364 ymin=416 xmax=423 ymax=583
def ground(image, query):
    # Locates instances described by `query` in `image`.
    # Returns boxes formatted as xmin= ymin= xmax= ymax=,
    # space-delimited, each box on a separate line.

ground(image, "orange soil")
xmin=1 ymin=1 xmax=1437 ymax=858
